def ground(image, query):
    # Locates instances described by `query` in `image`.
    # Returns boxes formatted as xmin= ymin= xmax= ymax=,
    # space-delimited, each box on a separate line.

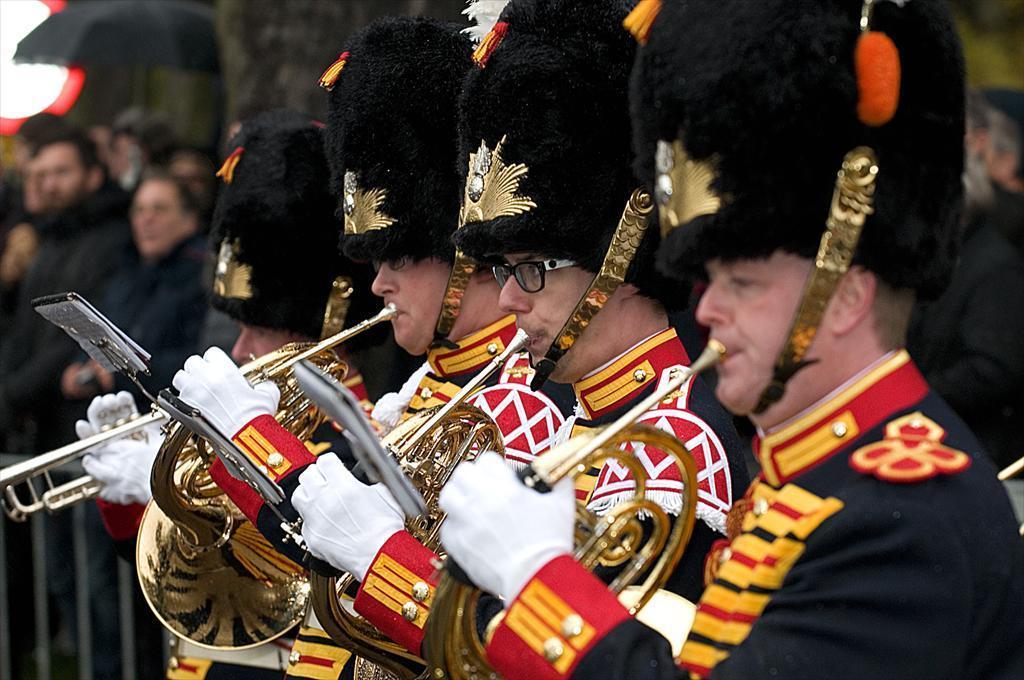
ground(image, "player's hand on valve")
xmin=172 ymin=346 xmax=279 ymax=437
xmin=292 ymin=453 xmax=405 ymax=581
xmin=439 ymin=452 xmax=575 ymax=605
xmin=76 ymin=391 xmax=163 ymax=505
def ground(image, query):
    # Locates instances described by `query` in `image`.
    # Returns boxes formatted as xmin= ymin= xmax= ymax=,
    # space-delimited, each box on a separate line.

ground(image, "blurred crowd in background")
xmin=0 ymin=0 xmax=1020 ymax=678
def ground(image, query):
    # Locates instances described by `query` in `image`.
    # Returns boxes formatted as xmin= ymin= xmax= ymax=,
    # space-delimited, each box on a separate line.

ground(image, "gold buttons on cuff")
xmin=412 ymin=581 xmax=430 ymax=602
xmin=168 ymin=657 xmax=180 ymax=670
xmin=719 ymin=546 xmax=733 ymax=565
xmin=543 ymin=637 xmax=564 ymax=662
xmin=561 ymin=613 xmax=584 ymax=639
xmin=289 ymin=650 xmax=301 ymax=665
xmin=487 ymin=342 xmax=499 ymax=355
xmin=831 ymin=421 xmax=848 ymax=438
xmin=419 ymin=387 xmax=433 ymax=400
xmin=633 ymin=368 xmax=647 ymax=383
xmin=753 ymin=499 xmax=769 ymax=517
xmin=402 ymin=601 xmax=419 ymax=622
xmin=267 ymin=452 xmax=285 ymax=469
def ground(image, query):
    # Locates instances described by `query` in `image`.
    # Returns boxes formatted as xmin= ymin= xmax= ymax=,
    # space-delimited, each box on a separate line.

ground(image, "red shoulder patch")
xmin=849 ymin=412 xmax=971 ymax=483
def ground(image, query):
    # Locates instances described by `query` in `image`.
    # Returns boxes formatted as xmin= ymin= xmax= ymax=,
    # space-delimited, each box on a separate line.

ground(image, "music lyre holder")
xmin=32 ymin=291 xmax=302 ymax=544
xmin=156 ymin=389 xmax=304 ymax=547
xmin=293 ymin=360 xmax=428 ymax=520
xmin=32 ymin=292 xmax=156 ymax=403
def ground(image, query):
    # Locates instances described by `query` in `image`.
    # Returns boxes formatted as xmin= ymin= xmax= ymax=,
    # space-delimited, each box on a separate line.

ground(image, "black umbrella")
xmin=14 ymin=0 xmax=219 ymax=73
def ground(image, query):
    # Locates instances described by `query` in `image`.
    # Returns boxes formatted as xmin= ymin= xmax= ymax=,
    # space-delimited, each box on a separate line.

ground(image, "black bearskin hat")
xmin=633 ymin=0 xmax=965 ymax=300
xmin=209 ymin=109 xmax=378 ymax=340
xmin=451 ymin=0 xmax=689 ymax=309
xmin=323 ymin=17 xmax=473 ymax=264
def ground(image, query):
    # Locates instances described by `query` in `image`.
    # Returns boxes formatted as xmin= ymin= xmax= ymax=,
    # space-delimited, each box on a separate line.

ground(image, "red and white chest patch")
xmin=587 ymin=408 xmax=732 ymax=530
xmin=470 ymin=355 xmax=567 ymax=468
xmin=586 ymin=368 xmax=732 ymax=532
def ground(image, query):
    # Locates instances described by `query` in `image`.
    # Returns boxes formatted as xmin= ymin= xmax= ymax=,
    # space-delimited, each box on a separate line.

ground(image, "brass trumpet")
xmin=135 ymin=305 xmax=396 ymax=650
xmin=0 ymin=408 xmax=167 ymax=521
xmin=307 ymin=330 xmax=529 ymax=680
xmin=423 ymin=340 xmax=727 ymax=680
xmin=998 ymin=455 xmax=1024 ymax=537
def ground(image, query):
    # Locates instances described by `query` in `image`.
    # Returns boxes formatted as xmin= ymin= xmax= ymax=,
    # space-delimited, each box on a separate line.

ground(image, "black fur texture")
xmin=633 ymin=0 xmax=965 ymax=300
xmin=209 ymin=109 xmax=378 ymax=340
xmin=325 ymin=17 xmax=473 ymax=264
xmin=452 ymin=0 xmax=690 ymax=309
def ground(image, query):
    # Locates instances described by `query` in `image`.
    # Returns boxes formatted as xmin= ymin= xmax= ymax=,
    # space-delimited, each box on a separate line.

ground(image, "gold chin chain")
xmin=753 ymin=146 xmax=879 ymax=413
xmin=320 ymin=275 xmax=354 ymax=341
xmin=530 ymin=188 xmax=653 ymax=389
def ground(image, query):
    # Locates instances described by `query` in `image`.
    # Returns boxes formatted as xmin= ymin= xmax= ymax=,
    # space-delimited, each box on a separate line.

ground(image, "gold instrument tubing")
xmin=998 ymin=455 xmax=1024 ymax=481
xmin=530 ymin=339 xmax=726 ymax=485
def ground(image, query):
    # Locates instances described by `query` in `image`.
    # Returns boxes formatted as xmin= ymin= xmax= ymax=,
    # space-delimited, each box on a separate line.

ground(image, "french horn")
xmin=423 ymin=340 xmax=727 ymax=680
xmin=136 ymin=305 xmax=396 ymax=650
xmin=308 ymin=331 xmax=529 ymax=679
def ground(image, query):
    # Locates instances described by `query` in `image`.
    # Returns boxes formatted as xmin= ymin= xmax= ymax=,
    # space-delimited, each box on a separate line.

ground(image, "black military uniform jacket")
xmin=483 ymin=350 xmax=1024 ymax=680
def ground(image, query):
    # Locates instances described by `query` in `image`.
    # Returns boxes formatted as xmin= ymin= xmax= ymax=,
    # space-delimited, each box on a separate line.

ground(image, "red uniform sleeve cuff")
xmin=486 ymin=555 xmax=631 ymax=680
xmin=208 ymin=458 xmax=262 ymax=524
xmin=231 ymin=413 xmax=316 ymax=483
xmin=95 ymin=499 xmax=147 ymax=541
xmin=354 ymin=530 xmax=440 ymax=655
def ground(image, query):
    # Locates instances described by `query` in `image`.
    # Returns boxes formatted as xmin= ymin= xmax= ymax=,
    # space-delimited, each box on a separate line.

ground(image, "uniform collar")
xmin=754 ymin=350 xmax=928 ymax=487
xmin=573 ymin=328 xmax=689 ymax=420
xmin=426 ymin=314 xmax=518 ymax=378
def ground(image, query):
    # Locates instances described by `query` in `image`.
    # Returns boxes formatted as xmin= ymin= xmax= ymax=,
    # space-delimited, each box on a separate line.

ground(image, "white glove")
xmin=292 ymin=453 xmax=405 ymax=580
xmin=76 ymin=391 xmax=138 ymax=436
xmin=172 ymin=346 xmax=280 ymax=437
xmin=76 ymin=392 xmax=162 ymax=505
xmin=439 ymin=452 xmax=575 ymax=605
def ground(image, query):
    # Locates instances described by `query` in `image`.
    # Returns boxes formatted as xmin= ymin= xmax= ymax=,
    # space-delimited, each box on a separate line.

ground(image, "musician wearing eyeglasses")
xmin=241 ymin=0 xmax=745 ymax=667
xmin=435 ymin=1 xmax=1024 ymax=679
xmin=166 ymin=16 xmax=578 ymax=676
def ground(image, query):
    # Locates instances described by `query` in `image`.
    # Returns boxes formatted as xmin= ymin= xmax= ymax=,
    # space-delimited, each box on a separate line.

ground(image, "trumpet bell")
xmin=136 ymin=425 xmax=310 ymax=648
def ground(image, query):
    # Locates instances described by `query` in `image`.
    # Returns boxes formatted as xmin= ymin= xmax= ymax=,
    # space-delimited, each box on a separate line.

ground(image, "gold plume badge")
xmin=654 ymin=138 xmax=721 ymax=237
xmin=343 ymin=171 xmax=397 ymax=236
xmin=460 ymin=135 xmax=537 ymax=227
xmin=213 ymin=239 xmax=253 ymax=300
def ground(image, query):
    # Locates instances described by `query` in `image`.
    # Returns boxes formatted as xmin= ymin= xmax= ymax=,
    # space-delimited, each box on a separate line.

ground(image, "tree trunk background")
xmin=216 ymin=0 xmax=466 ymax=129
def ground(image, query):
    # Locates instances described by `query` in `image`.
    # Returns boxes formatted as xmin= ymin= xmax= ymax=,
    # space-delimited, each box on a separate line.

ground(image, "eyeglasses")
xmin=492 ymin=258 xmax=576 ymax=293
xmin=372 ymin=256 xmax=410 ymax=273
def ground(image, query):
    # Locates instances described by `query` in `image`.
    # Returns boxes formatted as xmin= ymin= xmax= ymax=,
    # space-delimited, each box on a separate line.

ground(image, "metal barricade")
xmin=0 ymin=453 xmax=157 ymax=680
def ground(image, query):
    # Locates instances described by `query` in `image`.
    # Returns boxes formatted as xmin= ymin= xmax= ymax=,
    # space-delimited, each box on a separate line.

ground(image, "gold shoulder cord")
xmin=530 ymin=188 xmax=653 ymax=389
xmin=753 ymin=146 xmax=879 ymax=413
xmin=434 ymin=136 xmax=538 ymax=349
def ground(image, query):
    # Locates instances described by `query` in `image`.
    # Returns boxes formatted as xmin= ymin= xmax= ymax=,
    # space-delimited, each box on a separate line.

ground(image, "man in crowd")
xmin=908 ymin=111 xmax=1024 ymax=472
xmin=0 ymin=128 xmax=129 ymax=454
xmin=437 ymin=1 xmax=1024 ymax=678
xmin=60 ymin=170 xmax=207 ymax=403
